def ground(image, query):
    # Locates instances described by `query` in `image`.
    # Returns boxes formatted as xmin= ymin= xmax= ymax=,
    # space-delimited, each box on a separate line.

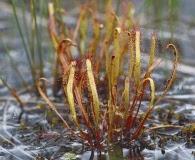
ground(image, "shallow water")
xmin=1 ymin=0 xmax=195 ymax=159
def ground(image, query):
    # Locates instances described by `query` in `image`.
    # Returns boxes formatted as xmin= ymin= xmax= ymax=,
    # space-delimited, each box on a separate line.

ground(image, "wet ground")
xmin=1 ymin=0 xmax=195 ymax=159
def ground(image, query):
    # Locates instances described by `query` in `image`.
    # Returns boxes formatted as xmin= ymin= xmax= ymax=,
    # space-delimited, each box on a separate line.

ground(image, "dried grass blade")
xmin=0 ymin=76 xmax=24 ymax=107
xmin=37 ymin=78 xmax=78 ymax=137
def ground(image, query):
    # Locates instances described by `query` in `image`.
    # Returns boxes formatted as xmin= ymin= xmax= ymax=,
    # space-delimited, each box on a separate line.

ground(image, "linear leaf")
xmin=86 ymin=59 xmax=99 ymax=129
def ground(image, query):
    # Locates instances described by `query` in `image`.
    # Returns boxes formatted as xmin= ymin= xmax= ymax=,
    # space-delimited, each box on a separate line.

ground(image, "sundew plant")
xmin=36 ymin=1 xmax=178 ymax=150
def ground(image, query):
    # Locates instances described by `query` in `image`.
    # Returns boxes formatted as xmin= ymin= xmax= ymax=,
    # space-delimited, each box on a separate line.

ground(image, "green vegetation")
xmin=0 ymin=0 xmax=179 ymax=152
xmin=37 ymin=1 xmax=178 ymax=150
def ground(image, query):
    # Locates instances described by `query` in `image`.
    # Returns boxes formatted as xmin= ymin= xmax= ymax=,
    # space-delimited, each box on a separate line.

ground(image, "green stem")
xmin=32 ymin=0 xmax=44 ymax=78
xmin=11 ymin=0 xmax=36 ymax=86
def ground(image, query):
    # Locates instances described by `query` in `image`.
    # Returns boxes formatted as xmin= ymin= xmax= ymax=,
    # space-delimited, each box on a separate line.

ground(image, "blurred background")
xmin=0 ymin=0 xmax=195 ymax=93
xmin=0 ymin=1 xmax=195 ymax=159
